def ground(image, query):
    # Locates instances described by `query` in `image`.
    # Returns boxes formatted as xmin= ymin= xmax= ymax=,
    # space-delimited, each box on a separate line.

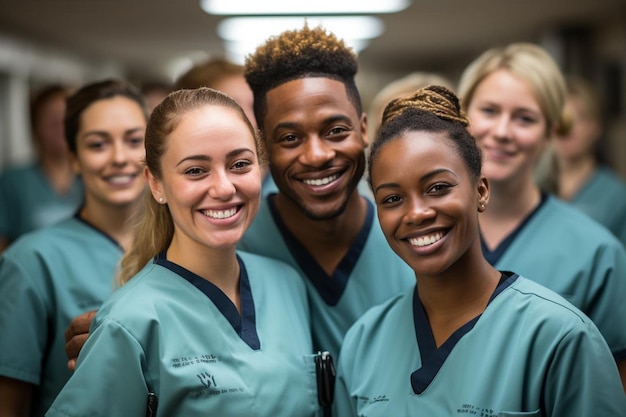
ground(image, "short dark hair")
xmin=244 ymin=24 xmax=362 ymax=126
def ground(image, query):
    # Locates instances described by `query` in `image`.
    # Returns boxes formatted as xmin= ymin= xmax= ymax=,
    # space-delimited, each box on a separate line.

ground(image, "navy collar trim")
xmin=268 ymin=196 xmax=374 ymax=306
xmin=154 ymin=251 xmax=260 ymax=350
xmin=481 ymin=192 xmax=548 ymax=265
xmin=74 ymin=210 xmax=123 ymax=251
xmin=410 ymin=271 xmax=519 ymax=394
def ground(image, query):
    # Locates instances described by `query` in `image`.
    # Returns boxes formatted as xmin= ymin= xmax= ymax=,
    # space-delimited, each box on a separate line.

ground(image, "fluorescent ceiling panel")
xmin=218 ymin=16 xmax=383 ymax=63
xmin=200 ymin=0 xmax=410 ymax=15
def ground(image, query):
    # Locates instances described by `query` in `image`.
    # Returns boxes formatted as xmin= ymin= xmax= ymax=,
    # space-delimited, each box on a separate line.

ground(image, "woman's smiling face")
xmin=371 ymin=130 xmax=488 ymax=278
xmin=148 ymin=104 xmax=262 ymax=253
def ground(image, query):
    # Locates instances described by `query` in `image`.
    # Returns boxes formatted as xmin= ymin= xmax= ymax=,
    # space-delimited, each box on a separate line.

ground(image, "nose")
xmin=207 ymin=169 xmax=236 ymax=200
xmin=300 ymin=137 xmax=335 ymax=167
xmin=403 ymin=197 xmax=436 ymax=225
xmin=493 ymin=115 xmax=512 ymax=140
xmin=111 ymin=140 xmax=129 ymax=166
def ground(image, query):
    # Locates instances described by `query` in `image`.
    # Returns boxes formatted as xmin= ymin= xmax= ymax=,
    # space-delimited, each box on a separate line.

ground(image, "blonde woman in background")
xmin=458 ymin=42 xmax=626 ymax=390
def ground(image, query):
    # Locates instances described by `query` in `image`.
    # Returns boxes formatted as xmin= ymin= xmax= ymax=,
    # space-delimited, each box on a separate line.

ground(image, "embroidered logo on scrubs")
xmin=197 ymin=372 xmax=217 ymax=388
xmin=456 ymin=403 xmax=496 ymax=416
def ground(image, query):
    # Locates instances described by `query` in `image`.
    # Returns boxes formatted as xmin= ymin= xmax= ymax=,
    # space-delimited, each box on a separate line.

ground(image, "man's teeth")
xmin=203 ymin=207 xmax=238 ymax=219
xmin=409 ymin=232 xmax=444 ymax=247
xmin=303 ymin=174 xmax=339 ymax=186
xmin=108 ymin=175 xmax=134 ymax=184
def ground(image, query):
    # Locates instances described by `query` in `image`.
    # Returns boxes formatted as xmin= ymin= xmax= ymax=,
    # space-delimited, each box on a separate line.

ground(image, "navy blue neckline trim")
xmin=481 ymin=192 xmax=548 ymax=265
xmin=410 ymin=271 xmax=519 ymax=394
xmin=154 ymin=251 xmax=260 ymax=350
xmin=74 ymin=210 xmax=123 ymax=251
xmin=268 ymin=196 xmax=374 ymax=306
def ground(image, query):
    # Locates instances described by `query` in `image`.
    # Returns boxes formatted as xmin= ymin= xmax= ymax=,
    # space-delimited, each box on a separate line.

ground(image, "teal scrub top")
xmin=334 ymin=273 xmax=626 ymax=416
xmin=0 ymin=215 xmax=122 ymax=416
xmin=567 ymin=166 xmax=626 ymax=247
xmin=0 ymin=163 xmax=83 ymax=242
xmin=47 ymin=251 xmax=320 ymax=417
xmin=482 ymin=194 xmax=626 ymax=360
xmin=239 ymin=195 xmax=414 ymax=358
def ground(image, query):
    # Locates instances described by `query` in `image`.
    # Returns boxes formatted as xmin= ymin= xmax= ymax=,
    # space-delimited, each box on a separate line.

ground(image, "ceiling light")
xmin=200 ymin=0 xmax=410 ymax=15
xmin=217 ymin=16 xmax=383 ymax=64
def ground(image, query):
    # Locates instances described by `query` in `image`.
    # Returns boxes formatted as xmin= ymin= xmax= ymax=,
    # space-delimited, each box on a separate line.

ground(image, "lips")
xmin=201 ymin=206 xmax=241 ymax=219
xmin=104 ymin=173 xmax=139 ymax=185
xmin=407 ymin=230 xmax=447 ymax=247
xmin=302 ymin=173 xmax=339 ymax=186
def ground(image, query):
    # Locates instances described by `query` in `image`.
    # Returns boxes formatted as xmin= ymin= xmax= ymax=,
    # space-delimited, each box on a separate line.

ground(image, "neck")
xmin=167 ymin=237 xmax=241 ymax=310
xmin=557 ymin=155 xmax=596 ymax=200
xmin=478 ymin=179 xmax=541 ymax=250
xmin=80 ymin=198 xmax=141 ymax=251
xmin=38 ymin=153 xmax=75 ymax=194
xmin=274 ymin=191 xmax=368 ymax=274
xmin=417 ymin=248 xmax=501 ymax=346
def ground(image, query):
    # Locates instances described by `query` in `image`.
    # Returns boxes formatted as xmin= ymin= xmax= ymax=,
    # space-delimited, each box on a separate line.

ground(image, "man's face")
xmin=261 ymin=77 xmax=368 ymax=220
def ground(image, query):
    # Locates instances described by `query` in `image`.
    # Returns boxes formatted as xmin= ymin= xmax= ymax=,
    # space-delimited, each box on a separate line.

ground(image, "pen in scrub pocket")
xmin=146 ymin=392 xmax=158 ymax=417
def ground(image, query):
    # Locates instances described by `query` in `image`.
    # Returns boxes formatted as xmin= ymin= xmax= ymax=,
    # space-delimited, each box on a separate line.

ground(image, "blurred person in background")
xmin=368 ymin=71 xmax=455 ymax=137
xmin=539 ymin=75 xmax=626 ymax=246
xmin=458 ymin=42 xmax=626 ymax=390
xmin=0 ymin=85 xmax=84 ymax=253
xmin=141 ymin=81 xmax=173 ymax=114
xmin=0 ymin=79 xmax=148 ymax=416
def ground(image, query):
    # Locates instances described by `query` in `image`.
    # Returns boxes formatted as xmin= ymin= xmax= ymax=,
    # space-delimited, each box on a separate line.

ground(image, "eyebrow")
xmin=373 ymin=168 xmax=455 ymax=195
xmin=81 ymin=127 xmax=145 ymax=139
xmin=175 ymin=147 xmax=255 ymax=167
xmin=273 ymin=114 xmax=354 ymax=132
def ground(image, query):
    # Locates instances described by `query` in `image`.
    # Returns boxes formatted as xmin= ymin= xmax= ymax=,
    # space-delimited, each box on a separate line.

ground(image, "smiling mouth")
xmin=201 ymin=206 xmax=240 ymax=219
xmin=302 ymin=173 xmax=340 ymax=186
xmin=408 ymin=231 xmax=445 ymax=247
xmin=106 ymin=174 xmax=137 ymax=184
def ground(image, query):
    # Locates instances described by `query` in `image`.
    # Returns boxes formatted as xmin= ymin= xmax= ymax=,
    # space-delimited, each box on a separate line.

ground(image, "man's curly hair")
xmin=244 ymin=24 xmax=362 ymax=126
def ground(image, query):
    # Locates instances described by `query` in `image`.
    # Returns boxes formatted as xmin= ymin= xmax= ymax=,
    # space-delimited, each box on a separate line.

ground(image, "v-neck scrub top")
xmin=47 ymin=251 xmax=320 ymax=417
xmin=333 ymin=273 xmax=626 ymax=416
xmin=239 ymin=195 xmax=415 ymax=358
xmin=0 ymin=215 xmax=122 ymax=416
xmin=482 ymin=194 xmax=626 ymax=361
xmin=566 ymin=166 xmax=626 ymax=247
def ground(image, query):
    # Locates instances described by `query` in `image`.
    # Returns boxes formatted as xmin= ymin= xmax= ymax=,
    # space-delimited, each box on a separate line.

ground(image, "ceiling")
xmin=0 ymin=0 xmax=624 ymax=86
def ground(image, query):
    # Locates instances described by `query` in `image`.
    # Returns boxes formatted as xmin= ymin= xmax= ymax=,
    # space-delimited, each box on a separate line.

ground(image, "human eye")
xmin=184 ymin=166 xmax=206 ymax=177
xmin=231 ymin=159 xmax=253 ymax=171
xmin=517 ymin=114 xmax=539 ymax=125
xmin=380 ymin=194 xmax=403 ymax=205
xmin=278 ymin=133 xmax=300 ymax=144
xmin=128 ymin=136 xmax=145 ymax=147
xmin=327 ymin=126 xmax=349 ymax=137
xmin=479 ymin=106 xmax=497 ymax=116
xmin=427 ymin=182 xmax=453 ymax=194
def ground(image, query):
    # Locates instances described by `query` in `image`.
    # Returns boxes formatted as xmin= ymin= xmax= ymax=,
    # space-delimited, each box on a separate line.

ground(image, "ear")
xmin=68 ymin=152 xmax=81 ymax=175
xmin=145 ymin=167 xmax=165 ymax=204
xmin=477 ymin=176 xmax=490 ymax=212
xmin=360 ymin=112 xmax=370 ymax=147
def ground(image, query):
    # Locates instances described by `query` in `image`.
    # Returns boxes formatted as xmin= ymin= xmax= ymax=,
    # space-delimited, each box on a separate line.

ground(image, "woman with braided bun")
xmin=333 ymin=85 xmax=626 ymax=416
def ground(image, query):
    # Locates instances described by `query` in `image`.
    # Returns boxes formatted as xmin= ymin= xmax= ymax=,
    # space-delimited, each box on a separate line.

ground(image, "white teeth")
xmin=303 ymin=174 xmax=339 ymax=186
xmin=409 ymin=232 xmax=444 ymax=247
xmin=202 ymin=207 xmax=238 ymax=219
xmin=108 ymin=175 xmax=134 ymax=184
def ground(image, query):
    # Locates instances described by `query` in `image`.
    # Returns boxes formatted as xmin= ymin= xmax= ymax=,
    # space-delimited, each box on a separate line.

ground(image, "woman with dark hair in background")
xmin=0 ymin=79 xmax=148 ymax=416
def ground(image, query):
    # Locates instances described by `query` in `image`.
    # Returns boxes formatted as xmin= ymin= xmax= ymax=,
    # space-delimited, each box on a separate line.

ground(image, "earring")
xmin=479 ymin=203 xmax=485 ymax=210
xmin=159 ymin=197 xmax=164 ymax=203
